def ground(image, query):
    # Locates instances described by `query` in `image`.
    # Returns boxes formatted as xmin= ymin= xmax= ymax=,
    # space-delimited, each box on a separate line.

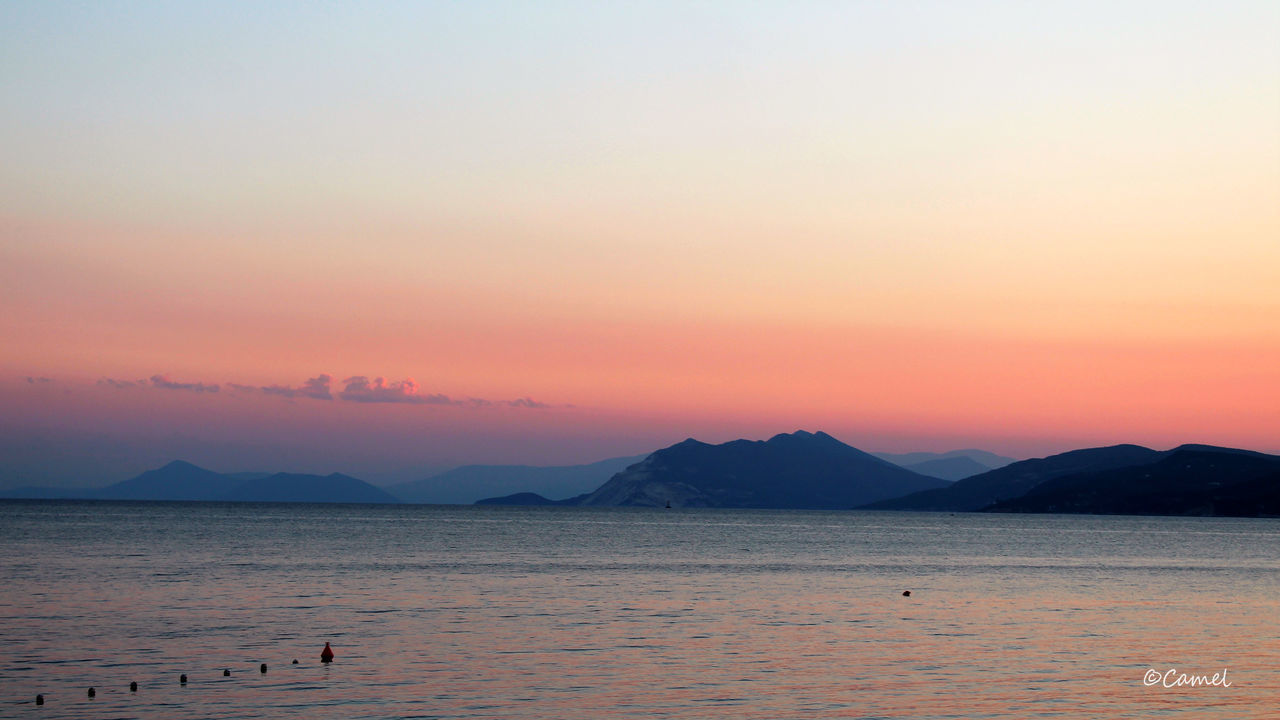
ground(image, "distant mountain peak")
xmin=761 ymin=430 xmax=849 ymax=448
xmin=159 ymin=459 xmax=202 ymax=471
xmin=770 ymin=429 xmax=811 ymax=440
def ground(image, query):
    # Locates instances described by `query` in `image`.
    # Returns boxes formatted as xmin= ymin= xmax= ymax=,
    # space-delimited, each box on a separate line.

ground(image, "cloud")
xmin=98 ymin=377 xmax=143 ymax=389
xmin=25 ymin=376 xmax=53 ymax=384
xmin=262 ymin=374 xmax=333 ymax=400
xmin=506 ymin=397 xmax=550 ymax=409
xmin=339 ymin=376 xmax=454 ymax=404
xmin=336 ymin=376 xmax=560 ymax=409
xmin=149 ymin=374 xmax=220 ymax=393
xmin=94 ymin=371 xmax=561 ymax=410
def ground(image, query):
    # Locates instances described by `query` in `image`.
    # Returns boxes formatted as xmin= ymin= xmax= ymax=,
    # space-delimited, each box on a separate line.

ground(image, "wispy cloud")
xmin=149 ymin=374 xmax=220 ymax=393
xmin=339 ymin=376 xmax=453 ymax=404
xmin=25 ymin=376 xmax=53 ymax=384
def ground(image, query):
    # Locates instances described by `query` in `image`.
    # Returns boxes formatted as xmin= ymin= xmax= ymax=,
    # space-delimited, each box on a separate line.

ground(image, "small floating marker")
xmin=87 ymin=687 xmax=95 ymax=698
xmin=320 ymin=642 xmax=334 ymax=663
xmin=292 ymin=659 xmax=298 ymax=664
xmin=260 ymin=663 xmax=267 ymax=674
xmin=902 ymin=590 xmax=911 ymax=597
xmin=180 ymin=674 xmax=187 ymax=684
xmin=223 ymin=669 xmax=230 ymax=677
xmin=130 ymin=681 xmax=138 ymax=692
xmin=35 ymin=695 xmax=43 ymax=706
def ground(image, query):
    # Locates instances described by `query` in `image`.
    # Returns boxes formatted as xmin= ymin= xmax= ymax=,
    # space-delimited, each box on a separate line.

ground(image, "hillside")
xmin=985 ymin=447 xmax=1280 ymax=516
xmin=864 ymin=444 xmax=1162 ymax=511
xmin=578 ymin=430 xmax=948 ymax=509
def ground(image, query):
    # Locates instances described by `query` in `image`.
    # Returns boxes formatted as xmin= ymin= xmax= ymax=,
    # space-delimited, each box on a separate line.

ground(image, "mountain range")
xmin=3 ymin=434 xmax=1276 ymax=517
xmin=2 ymin=460 xmax=398 ymax=504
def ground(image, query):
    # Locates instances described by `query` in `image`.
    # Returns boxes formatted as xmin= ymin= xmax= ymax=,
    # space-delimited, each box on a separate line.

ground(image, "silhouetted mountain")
xmin=864 ymin=444 xmax=1162 ymax=511
xmin=873 ymin=449 xmax=1017 ymax=471
xmin=578 ymin=431 xmax=949 ymax=509
xmin=220 ymin=472 xmax=398 ymax=504
xmin=97 ymin=460 xmax=242 ymax=501
xmin=986 ymin=447 xmax=1280 ymax=516
xmin=903 ymin=456 xmax=993 ymax=481
xmin=475 ymin=491 xmax=592 ymax=506
xmin=476 ymin=492 xmax=557 ymax=506
xmin=390 ymin=455 xmax=647 ymax=505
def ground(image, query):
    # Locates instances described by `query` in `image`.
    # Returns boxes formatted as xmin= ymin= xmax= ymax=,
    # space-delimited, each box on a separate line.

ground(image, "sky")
xmin=2 ymin=1 xmax=1278 ymax=488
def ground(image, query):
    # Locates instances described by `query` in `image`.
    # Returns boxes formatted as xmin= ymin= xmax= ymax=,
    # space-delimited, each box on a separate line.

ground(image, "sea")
xmin=1 ymin=501 xmax=1276 ymax=719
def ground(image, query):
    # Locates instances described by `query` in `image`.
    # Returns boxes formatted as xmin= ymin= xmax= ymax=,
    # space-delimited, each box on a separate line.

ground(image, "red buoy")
xmin=320 ymin=642 xmax=334 ymax=663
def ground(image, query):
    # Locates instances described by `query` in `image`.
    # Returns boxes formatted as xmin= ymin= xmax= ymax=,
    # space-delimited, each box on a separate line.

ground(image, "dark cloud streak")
xmin=506 ymin=397 xmax=551 ymax=409
xmin=149 ymin=374 xmax=220 ymax=393
xmin=98 ymin=378 xmax=143 ymax=389
xmin=262 ymin=374 xmax=333 ymax=400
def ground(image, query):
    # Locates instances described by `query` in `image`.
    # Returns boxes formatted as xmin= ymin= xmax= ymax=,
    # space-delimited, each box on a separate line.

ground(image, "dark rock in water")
xmin=223 ymin=669 xmax=230 ymax=677
xmin=129 ymin=681 xmax=137 ymax=692
xmin=579 ymin=431 xmax=948 ymax=509
xmin=902 ymin=590 xmax=911 ymax=597
xmin=180 ymin=674 xmax=187 ymax=684
xmin=292 ymin=659 xmax=298 ymax=664
xmin=260 ymin=663 xmax=267 ymax=674
xmin=35 ymin=695 xmax=43 ymax=705
xmin=87 ymin=687 xmax=95 ymax=698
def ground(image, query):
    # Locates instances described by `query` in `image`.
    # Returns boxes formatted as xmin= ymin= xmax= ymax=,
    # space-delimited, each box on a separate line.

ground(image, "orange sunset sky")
xmin=2 ymin=1 xmax=1277 ymax=486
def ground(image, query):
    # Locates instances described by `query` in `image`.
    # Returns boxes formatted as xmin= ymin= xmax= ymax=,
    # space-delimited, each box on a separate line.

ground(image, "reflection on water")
xmin=1 ymin=502 xmax=1277 ymax=718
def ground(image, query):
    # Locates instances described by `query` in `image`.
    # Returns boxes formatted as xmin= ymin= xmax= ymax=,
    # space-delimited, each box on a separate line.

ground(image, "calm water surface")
xmin=1 ymin=502 xmax=1277 ymax=718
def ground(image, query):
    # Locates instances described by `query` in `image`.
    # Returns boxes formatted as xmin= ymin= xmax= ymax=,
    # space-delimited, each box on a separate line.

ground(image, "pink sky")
xmin=2 ymin=2 xmax=1277 ymax=486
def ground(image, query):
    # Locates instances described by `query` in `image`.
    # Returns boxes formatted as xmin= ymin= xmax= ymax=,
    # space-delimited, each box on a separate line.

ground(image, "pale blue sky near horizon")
xmin=5 ymin=0 xmax=1275 ymax=227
